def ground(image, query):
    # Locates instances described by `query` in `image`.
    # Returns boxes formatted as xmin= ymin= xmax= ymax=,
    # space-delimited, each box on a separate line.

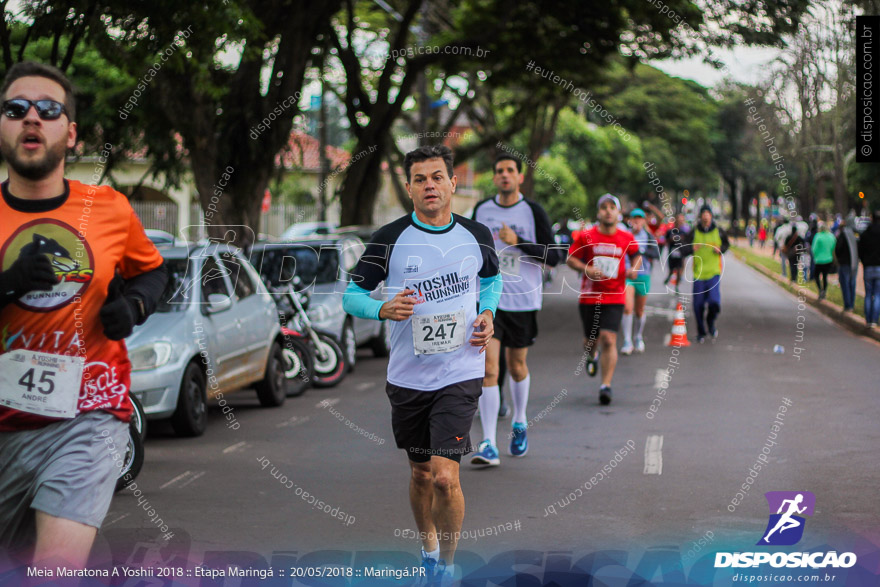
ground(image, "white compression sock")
xmin=636 ymin=314 xmax=646 ymax=339
xmin=621 ymin=313 xmax=634 ymax=344
xmin=511 ymin=374 xmax=530 ymax=425
xmin=479 ymin=385 xmax=500 ymax=446
xmin=423 ymin=547 xmax=439 ymax=561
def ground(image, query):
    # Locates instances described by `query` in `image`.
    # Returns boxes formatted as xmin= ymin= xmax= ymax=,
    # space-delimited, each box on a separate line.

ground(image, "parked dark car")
xmin=250 ymin=235 xmax=389 ymax=370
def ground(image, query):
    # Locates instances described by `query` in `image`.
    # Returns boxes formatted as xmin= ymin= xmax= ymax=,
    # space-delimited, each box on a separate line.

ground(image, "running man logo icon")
xmin=758 ymin=491 xmax=816 ymax=546
xmin=455 ymin=436 xmax=464 ymax=441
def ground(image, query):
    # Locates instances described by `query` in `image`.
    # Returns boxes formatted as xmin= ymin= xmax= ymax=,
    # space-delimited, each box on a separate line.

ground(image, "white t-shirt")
xmin=472 ymin=195 xmax=559 ymax=312
xmin=350 ymin=214 xmax=499 ymax=391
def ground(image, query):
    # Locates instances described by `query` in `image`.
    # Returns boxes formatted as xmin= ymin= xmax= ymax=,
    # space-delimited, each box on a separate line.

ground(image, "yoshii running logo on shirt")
xmin=407 ymin=270 xmax=472 ymax=303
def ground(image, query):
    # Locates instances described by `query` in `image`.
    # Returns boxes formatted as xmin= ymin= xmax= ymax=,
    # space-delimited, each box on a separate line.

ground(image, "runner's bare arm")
xmin=379 ymin=289 xmax=418 ymax=321
xmin=567 ymin=255 xmax=603 ymax=280
xmin=469 ymin=309 xmax=494 ymax=353
xmin=627 ymin=254 xmax=643 ymax=279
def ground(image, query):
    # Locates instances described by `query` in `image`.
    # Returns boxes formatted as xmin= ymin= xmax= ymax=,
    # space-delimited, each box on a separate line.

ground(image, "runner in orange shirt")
xmin=0 ymin=62 xmax=167 ymax=567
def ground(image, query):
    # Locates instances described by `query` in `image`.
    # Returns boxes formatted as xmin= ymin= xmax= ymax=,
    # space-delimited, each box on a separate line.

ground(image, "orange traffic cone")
xmin=668 ymin=303 xmax=690 ymax=347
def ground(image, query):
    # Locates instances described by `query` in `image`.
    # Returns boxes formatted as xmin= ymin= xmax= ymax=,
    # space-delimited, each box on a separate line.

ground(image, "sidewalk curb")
xmin=731 ymin=252 xmax=880 ymax=343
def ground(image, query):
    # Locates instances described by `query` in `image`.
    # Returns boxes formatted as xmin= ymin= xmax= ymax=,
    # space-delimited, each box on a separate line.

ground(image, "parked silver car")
xmin=126 ymin=243 xmax=288 ymax=437
xmin=250 ymin=235 xmax=389 ymax=371
xmin=280 ymin=221 xmax=338 ymax=240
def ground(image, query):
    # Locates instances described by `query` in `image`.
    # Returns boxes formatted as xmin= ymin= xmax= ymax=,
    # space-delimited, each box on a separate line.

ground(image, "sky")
xmin=653 ymin=45 xmax=784 ymax=88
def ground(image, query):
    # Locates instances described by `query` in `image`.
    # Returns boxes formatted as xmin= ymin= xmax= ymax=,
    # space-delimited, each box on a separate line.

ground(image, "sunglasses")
xmin=1 ymin=99 xmax=68 ymax=121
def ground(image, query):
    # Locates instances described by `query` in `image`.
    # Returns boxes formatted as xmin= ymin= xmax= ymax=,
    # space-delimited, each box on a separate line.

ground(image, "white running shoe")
xmin=634 ymin=337 xmax=645 ymax=353
xmin=620 ymin=341 xmax=634 ymax=355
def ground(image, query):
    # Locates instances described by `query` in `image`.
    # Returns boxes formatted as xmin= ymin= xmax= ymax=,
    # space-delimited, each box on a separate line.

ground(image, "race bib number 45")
xmin=0 ymin=350 xmax=84 ymax=418
xmin=412 ymin=309 xmax=466 ymax=355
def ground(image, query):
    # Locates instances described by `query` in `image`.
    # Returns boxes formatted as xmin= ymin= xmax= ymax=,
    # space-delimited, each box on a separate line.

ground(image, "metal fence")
xmin=259 ymin=203 xmax=321 ymax=238
xmin=130 ymin=201 xmax=179 ymax=235
xmin=185 ymin=202 xmax=322 ymax=241
xmin=131 ymin=200 xmax=404 ymax=241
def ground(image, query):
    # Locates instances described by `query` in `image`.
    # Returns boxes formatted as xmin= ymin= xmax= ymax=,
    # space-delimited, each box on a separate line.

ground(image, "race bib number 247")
xmin=412 ymin=309 xmax=466 ymax=355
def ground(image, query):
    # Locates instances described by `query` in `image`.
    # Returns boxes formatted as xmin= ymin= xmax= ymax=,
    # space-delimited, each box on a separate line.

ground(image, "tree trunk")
xmin=338 ymin=134 xmax=388 ymax=225
xmin=796 ymin=163 xmax=810 ymax=217
xmin=725 ymin=176 xmax=738 ymax=226
xmin=833 ymin=143 xmax=847 ymax=214
xmin=386 ymin=152 xmax=414 ymax=214
xmin=190 ymin=158 xmax=271 ymax=248
xmin=521 ymin=99 xmax=565 ymax=198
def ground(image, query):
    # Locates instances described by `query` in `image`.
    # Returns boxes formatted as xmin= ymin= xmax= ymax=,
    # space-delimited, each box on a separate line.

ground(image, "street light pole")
xmin=318 ymin=43 xmax=329 ymax=222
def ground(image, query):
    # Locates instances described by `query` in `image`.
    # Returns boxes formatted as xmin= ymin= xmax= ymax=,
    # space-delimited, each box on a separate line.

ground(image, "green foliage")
xmin=531 ymin=154 xmax=587 ymax=223
xmin=0 ymin=25 xmax=135 ymax=176
xmin=269 ymin=171 xmax=316 ymax=206
xmin=551 ymin=109 xmax=644 ymax=205
xmin=846 ymin=161 xmax=880 ymax=212
xmin=816 ymin=198 xmax=835 ymax=216
xmin=596 ymin=61 xmax=719 ymax=191
xmin=474 ymin=172 xmax=496 ymax=201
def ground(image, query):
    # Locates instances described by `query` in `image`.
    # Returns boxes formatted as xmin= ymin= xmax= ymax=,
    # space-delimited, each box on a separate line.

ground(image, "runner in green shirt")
xmin=811 ymin=222 xmax=837 ymax=300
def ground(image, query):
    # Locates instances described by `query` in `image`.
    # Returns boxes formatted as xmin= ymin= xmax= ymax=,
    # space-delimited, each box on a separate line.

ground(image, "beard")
xmin=0 ymin=137 xmax=67 ymax=180
xmin=599 ymin=215 xmax=617 ymax=228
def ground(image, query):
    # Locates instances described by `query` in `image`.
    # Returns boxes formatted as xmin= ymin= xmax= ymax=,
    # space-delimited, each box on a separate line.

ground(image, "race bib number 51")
xmin=412 ymin=309 xmax=466 ymax=355
xmin=499 ymin=250 xmax=521 ymax=276
xmin=0 ymin=350 xmax=84 ymax=418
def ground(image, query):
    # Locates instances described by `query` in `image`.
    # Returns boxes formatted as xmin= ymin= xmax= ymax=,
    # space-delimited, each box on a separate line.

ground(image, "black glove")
xmin=100 ymin=275 xmax=140 ymax=341
xmin=0 ymin=253 xmax=59 ymax=305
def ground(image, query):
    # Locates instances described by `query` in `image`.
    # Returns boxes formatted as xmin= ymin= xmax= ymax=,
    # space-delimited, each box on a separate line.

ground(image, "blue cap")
xmin=630 ymin=208 xmax=646 ymax=218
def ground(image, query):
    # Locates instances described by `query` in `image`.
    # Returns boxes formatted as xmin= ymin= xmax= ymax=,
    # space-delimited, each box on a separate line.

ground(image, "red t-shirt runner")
xmin=568 ymin=225 xmax=639 ymax=305
xmin=0 ymin=180 xmax=163 ymax=431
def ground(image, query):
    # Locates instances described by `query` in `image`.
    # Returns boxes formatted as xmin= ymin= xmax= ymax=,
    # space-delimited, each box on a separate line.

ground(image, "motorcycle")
xmin=115 ymin=393 xmax=146 ymax=492
xmin=278 ymin=323 xmax=315 ymax=397
xmin=269 ymin=280 xmax=348 ymax=389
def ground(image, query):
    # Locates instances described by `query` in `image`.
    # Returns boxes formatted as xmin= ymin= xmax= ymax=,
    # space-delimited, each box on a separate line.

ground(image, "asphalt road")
xmin=91 ymin=256 xmax=880 ymax=579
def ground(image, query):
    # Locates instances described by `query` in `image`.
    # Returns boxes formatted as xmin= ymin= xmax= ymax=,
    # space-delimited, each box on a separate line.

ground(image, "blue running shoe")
xmin=432 ymin=561 xmax=459 ymax=587
xmin=470 ymin=439 xmax=500 ymax=466
xmin=509 ymin=423 xmax=528 ymax=457
xmin=419 ymin=549 xmax=438 ymax=585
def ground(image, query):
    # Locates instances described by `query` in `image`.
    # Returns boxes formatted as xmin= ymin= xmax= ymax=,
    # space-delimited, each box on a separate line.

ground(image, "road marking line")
xmin=277 ymin=415 xmax=311 ymax=428
xmin=160 ymin=471 xmax=192 ymax=490
xmin=644 ymin=435 xmax=663 ymax=475
xmin=653 ymin=368 xmax=669 ymax=389
xmin=223 ymin=441 xmax=248 ymax=454
xmin=277 ymin=416 xmax=298 ymax=428
xmin=177 ymin=471 xmax=206 ymax=489
xmin=316 ymin=398 xmax=340 ymax=408
xmin=645 ymin=306 xmax=677 ymax=318
xmin=103 ymin=513 xmax=129 ymax=527
xmin=356 ymin=382 xmax=373 ymax=391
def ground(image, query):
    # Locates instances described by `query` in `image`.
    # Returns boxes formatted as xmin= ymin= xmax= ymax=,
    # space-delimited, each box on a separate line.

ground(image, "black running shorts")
xmin=578 ymin=303 xmax=625 ymax=339
xmin=492 ymin=309 xmax=538 ymax=348
xmin=385 ymin=378 xmax=482 ymax=463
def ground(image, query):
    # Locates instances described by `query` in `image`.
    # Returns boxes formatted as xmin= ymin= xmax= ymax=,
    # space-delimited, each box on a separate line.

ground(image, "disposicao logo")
xmin=715 ymin=491 xmax=857 ymax=570
xmin=759 ymin=490 xmax=815 ymax=546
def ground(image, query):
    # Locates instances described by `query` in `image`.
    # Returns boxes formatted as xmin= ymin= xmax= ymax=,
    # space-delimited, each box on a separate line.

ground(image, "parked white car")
xmin=126 ymin=243 xmax=288 ymax=437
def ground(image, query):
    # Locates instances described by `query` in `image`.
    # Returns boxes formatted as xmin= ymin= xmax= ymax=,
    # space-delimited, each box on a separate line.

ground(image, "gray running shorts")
xmin=0 ymin=410 xmax=128 ymax=550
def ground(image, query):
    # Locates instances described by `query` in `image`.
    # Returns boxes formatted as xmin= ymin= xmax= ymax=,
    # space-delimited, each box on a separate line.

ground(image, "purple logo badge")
xmin=758 ymin=491 xmax=816 ymax=546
